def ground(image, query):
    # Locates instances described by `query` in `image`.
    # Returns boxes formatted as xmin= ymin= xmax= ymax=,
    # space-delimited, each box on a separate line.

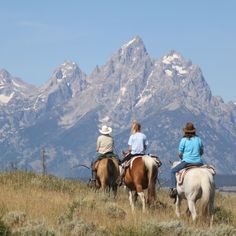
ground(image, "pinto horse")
xmin=172 ymin=161 xmax=215 ymax=226
xmin=123 ymin=155 xmax=159 ymax=212
xmin=95 ymin=157 xmax=120 ymax=196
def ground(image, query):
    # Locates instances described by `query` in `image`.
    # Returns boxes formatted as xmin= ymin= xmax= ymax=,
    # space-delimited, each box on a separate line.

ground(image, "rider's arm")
xmin=128 ymin=145 xmax=132 ymax=153
xmin=178 ymin=152 xmax=183 ymax=160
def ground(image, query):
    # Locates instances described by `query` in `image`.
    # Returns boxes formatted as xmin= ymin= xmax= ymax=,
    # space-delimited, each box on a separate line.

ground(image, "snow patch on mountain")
xmin=136 ymin=94 xmax=152 ymax=107
xmin=165 ymin=69 xmax=173 ymax=77
xmin=162 ymin=53 xmax=181 ymax=64
xmin=123 ymin=38 xmax=137 ymax=49
xmin=172 ymin=65 xmax=188 ymax=75
xmin=120 ymin=87 xmax=127 ymax=96
xmin=60 ymin=61 xmax=78 ymax=80
xmin=0 ymin=92 xmax=15 ymax=104
xmin=99 ymin=116 xmax=110 ymax=123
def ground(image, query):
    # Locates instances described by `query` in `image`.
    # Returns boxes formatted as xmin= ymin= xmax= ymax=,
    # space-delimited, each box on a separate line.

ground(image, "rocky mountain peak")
xmin=112 ymin=36 xmax=149 ymax=66
xmin=0 ymin=69 xmax=11 ymax=83
xmin=161 ymin=50 xmax=191 ymax=77
xmin=50 ymin=60 xmax=83 ymax=85
xmin=0 ymin=69 xmax=18 ymax=88
xmin=121 ymin=35 xmax=145 ymax=50
xmin=162 ymin=50 xmax=186 ymax=64
xmin=0 ymin=69 xmax=36 ymax=105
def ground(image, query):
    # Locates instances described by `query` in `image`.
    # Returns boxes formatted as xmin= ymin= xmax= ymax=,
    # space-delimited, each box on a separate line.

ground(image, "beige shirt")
xmin=96 ymin=134 xmax=114 ymax=154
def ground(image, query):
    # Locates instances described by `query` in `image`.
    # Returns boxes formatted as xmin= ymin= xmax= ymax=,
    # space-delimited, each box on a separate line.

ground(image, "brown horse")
xmin=123 ymin=155 xmax=160 ymax=212
xmin=95 ymin=157 xmax=120 ymax=196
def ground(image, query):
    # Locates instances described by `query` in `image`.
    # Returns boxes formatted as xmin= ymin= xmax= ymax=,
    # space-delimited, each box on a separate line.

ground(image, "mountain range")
xmin=0 ymin=36 xmax=236 ymax=179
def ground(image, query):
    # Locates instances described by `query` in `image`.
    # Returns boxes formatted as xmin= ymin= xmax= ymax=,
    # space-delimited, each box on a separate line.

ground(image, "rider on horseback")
xmin=91 ymin=125 xmax=118 ymax=181
xmin=119 ymin=121 xmax=148 ymax=185
xmin=169 ymin=122 xmax=204 ymax=199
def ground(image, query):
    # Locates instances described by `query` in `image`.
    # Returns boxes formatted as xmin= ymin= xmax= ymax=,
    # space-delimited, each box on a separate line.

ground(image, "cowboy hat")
xmin=183 ymin=122 xmax=196 ymax=133
xmin=99 ymin=125 xmax=112 ymax=135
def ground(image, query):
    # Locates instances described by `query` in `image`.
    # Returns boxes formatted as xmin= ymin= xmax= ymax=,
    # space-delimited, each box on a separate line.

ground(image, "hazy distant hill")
xmin=214 ymin=175 xmax=236 ymax=187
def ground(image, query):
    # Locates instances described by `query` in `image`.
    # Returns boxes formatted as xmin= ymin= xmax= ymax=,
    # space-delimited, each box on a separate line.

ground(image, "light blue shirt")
xmin=128 ymin=132 xmax=148 ymax=154
xmin=178 ymin=136 xmax=204 ymax=164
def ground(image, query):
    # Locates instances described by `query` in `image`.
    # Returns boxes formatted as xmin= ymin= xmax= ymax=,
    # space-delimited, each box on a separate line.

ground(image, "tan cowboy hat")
xmin=99 ymin=125 xmax=112 ymax=135
xmin=183 ymin=122 xmax=196 ymax=133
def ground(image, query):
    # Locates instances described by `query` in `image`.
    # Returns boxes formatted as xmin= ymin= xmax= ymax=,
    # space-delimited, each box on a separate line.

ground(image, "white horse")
xmin=172 ymin=161 xmax=215 ymax=226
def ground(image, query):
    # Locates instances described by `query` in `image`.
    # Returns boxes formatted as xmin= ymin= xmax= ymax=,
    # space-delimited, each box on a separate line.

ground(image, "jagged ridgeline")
xmin=0 ymin=36 xmax=236 ymax=179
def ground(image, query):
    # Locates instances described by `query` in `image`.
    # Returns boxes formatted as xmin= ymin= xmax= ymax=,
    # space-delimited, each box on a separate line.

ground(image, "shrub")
xmin=104 ymin=203 xmax=126 ymax=219
xmin=0 ymin=220 xmax=11 ymax=236
xmin=13 ymin=223 xmax=56 ymax=236
xmin=2 ymin=211 xmax=55 ymax=235
xmin=209 ymin=224 xmax=236 ymax=236
xmin=2 ymin=211 xmax=27 ymax=228
xmin=214 ymin=206 xmax=233 ymax=224
xmin=59 ymin=219 xmax=96 ymax=236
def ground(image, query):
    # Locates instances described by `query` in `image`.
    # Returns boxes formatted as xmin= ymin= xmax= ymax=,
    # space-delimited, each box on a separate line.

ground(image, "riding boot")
xmin=91 ymin=170 xmax=97 ymax=181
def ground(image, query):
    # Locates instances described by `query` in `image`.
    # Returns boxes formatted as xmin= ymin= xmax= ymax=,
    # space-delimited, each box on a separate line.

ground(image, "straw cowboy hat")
xmin=99 ymin=125 xmax=112 ymax=135
xmin=183 ymin=122 xmax=196 ymax=134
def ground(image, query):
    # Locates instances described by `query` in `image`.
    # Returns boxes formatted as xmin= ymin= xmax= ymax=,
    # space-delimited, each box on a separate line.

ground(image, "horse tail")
xmin=143 ymin=156 xmax=158 ymax=204
xmin=107 ymin=158 xmax=117 ymax=188
xmin=200 ymin=172 xmax=215 ymax=217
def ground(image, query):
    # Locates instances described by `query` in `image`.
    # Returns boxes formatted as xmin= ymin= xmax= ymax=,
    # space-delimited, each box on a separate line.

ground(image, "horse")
xmin=172 ymin=161 xmax=215 ymax=226
xmin=123 ymin=155 xmax=160 ymax=212
xmin=95 ymin=157 xmax=120 ymax=197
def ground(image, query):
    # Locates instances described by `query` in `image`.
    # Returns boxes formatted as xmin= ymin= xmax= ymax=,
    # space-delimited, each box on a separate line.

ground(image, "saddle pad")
xmin=176 ymin=164 xmax=216 ymax=185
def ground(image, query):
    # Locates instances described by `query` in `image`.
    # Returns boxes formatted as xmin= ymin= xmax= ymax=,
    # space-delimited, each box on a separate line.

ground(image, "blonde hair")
xmin=131 ymin=121 xmax=141 ymax=134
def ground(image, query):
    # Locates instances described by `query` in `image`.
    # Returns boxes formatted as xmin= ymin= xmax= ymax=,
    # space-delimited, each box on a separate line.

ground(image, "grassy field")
xmin=0 ymin=171 xmax=235 ymax=235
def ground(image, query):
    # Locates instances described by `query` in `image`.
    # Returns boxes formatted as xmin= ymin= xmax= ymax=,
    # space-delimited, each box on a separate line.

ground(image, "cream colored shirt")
xmin=96 ymin=134 xmax=114 ymax=154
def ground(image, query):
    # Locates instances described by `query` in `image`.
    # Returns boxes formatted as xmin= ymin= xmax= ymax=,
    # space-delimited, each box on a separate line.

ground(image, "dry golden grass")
xmin=0 ymin=171 xmax=235 ymax=235
xmin=0 ymin=185 xmax=71 ymax=227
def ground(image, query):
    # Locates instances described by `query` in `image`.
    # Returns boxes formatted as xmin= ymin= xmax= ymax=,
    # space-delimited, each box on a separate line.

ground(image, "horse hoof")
xmin=169 ymin=188 xmax=177 ymax=199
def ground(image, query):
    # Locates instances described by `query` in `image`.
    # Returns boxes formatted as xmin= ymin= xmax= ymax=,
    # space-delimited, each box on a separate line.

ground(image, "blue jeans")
xmin=170 ymin=161 xmax=189 ymax=188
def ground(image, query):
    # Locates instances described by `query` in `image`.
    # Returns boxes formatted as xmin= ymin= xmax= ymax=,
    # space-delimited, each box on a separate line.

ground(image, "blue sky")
xmin=0 ymin=1 xmax=235 ymax=102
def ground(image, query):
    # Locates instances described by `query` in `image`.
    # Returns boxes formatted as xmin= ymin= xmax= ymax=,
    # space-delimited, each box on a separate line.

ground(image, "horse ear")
xmin=169 ymin=160 xmax=173 ymax=166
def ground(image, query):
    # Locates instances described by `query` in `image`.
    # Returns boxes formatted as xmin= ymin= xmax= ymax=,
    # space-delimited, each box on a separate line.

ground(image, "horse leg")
xmin=208 ymin=189 xmax=215 ymax=228
xmin=112 ymin=185 xmax=118 ymax=198
xmin=134 ymin=192 xmax=138 ymax=202
xmin=129 ymin=191 xmax=135 ymax=212
xmin=137 ymin=192 xmax=145 ymax=212
xmin=187 ymin=199 xmax=197 ymax=221
xmin=136 ymin=183 xmax=146 ymax=212
xmin=208 ymin=202 xmax=214 ymax=228
xmin=175 ymin=196 xmax=181 ymax=217
xmin=100 ymin=176 xmax=109 ymax=194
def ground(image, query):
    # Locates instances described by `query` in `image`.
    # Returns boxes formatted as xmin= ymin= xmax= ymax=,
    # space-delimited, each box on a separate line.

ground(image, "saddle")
xmin=92 ymin=152 xmax=119 ymax=171
xmin=148 ymin=154 xmax=162 ymax=167
xmin=122 ymin=155 xmax=162 ymax=169
xmin=176 ymin=164 xmax=216 ymax=185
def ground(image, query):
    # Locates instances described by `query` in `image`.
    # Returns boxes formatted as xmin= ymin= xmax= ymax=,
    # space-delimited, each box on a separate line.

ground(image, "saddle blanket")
xmin=124 ymin=155 xmax=161 ymax=169
xmin=176 ymin=164 xmax=216 ymax=185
